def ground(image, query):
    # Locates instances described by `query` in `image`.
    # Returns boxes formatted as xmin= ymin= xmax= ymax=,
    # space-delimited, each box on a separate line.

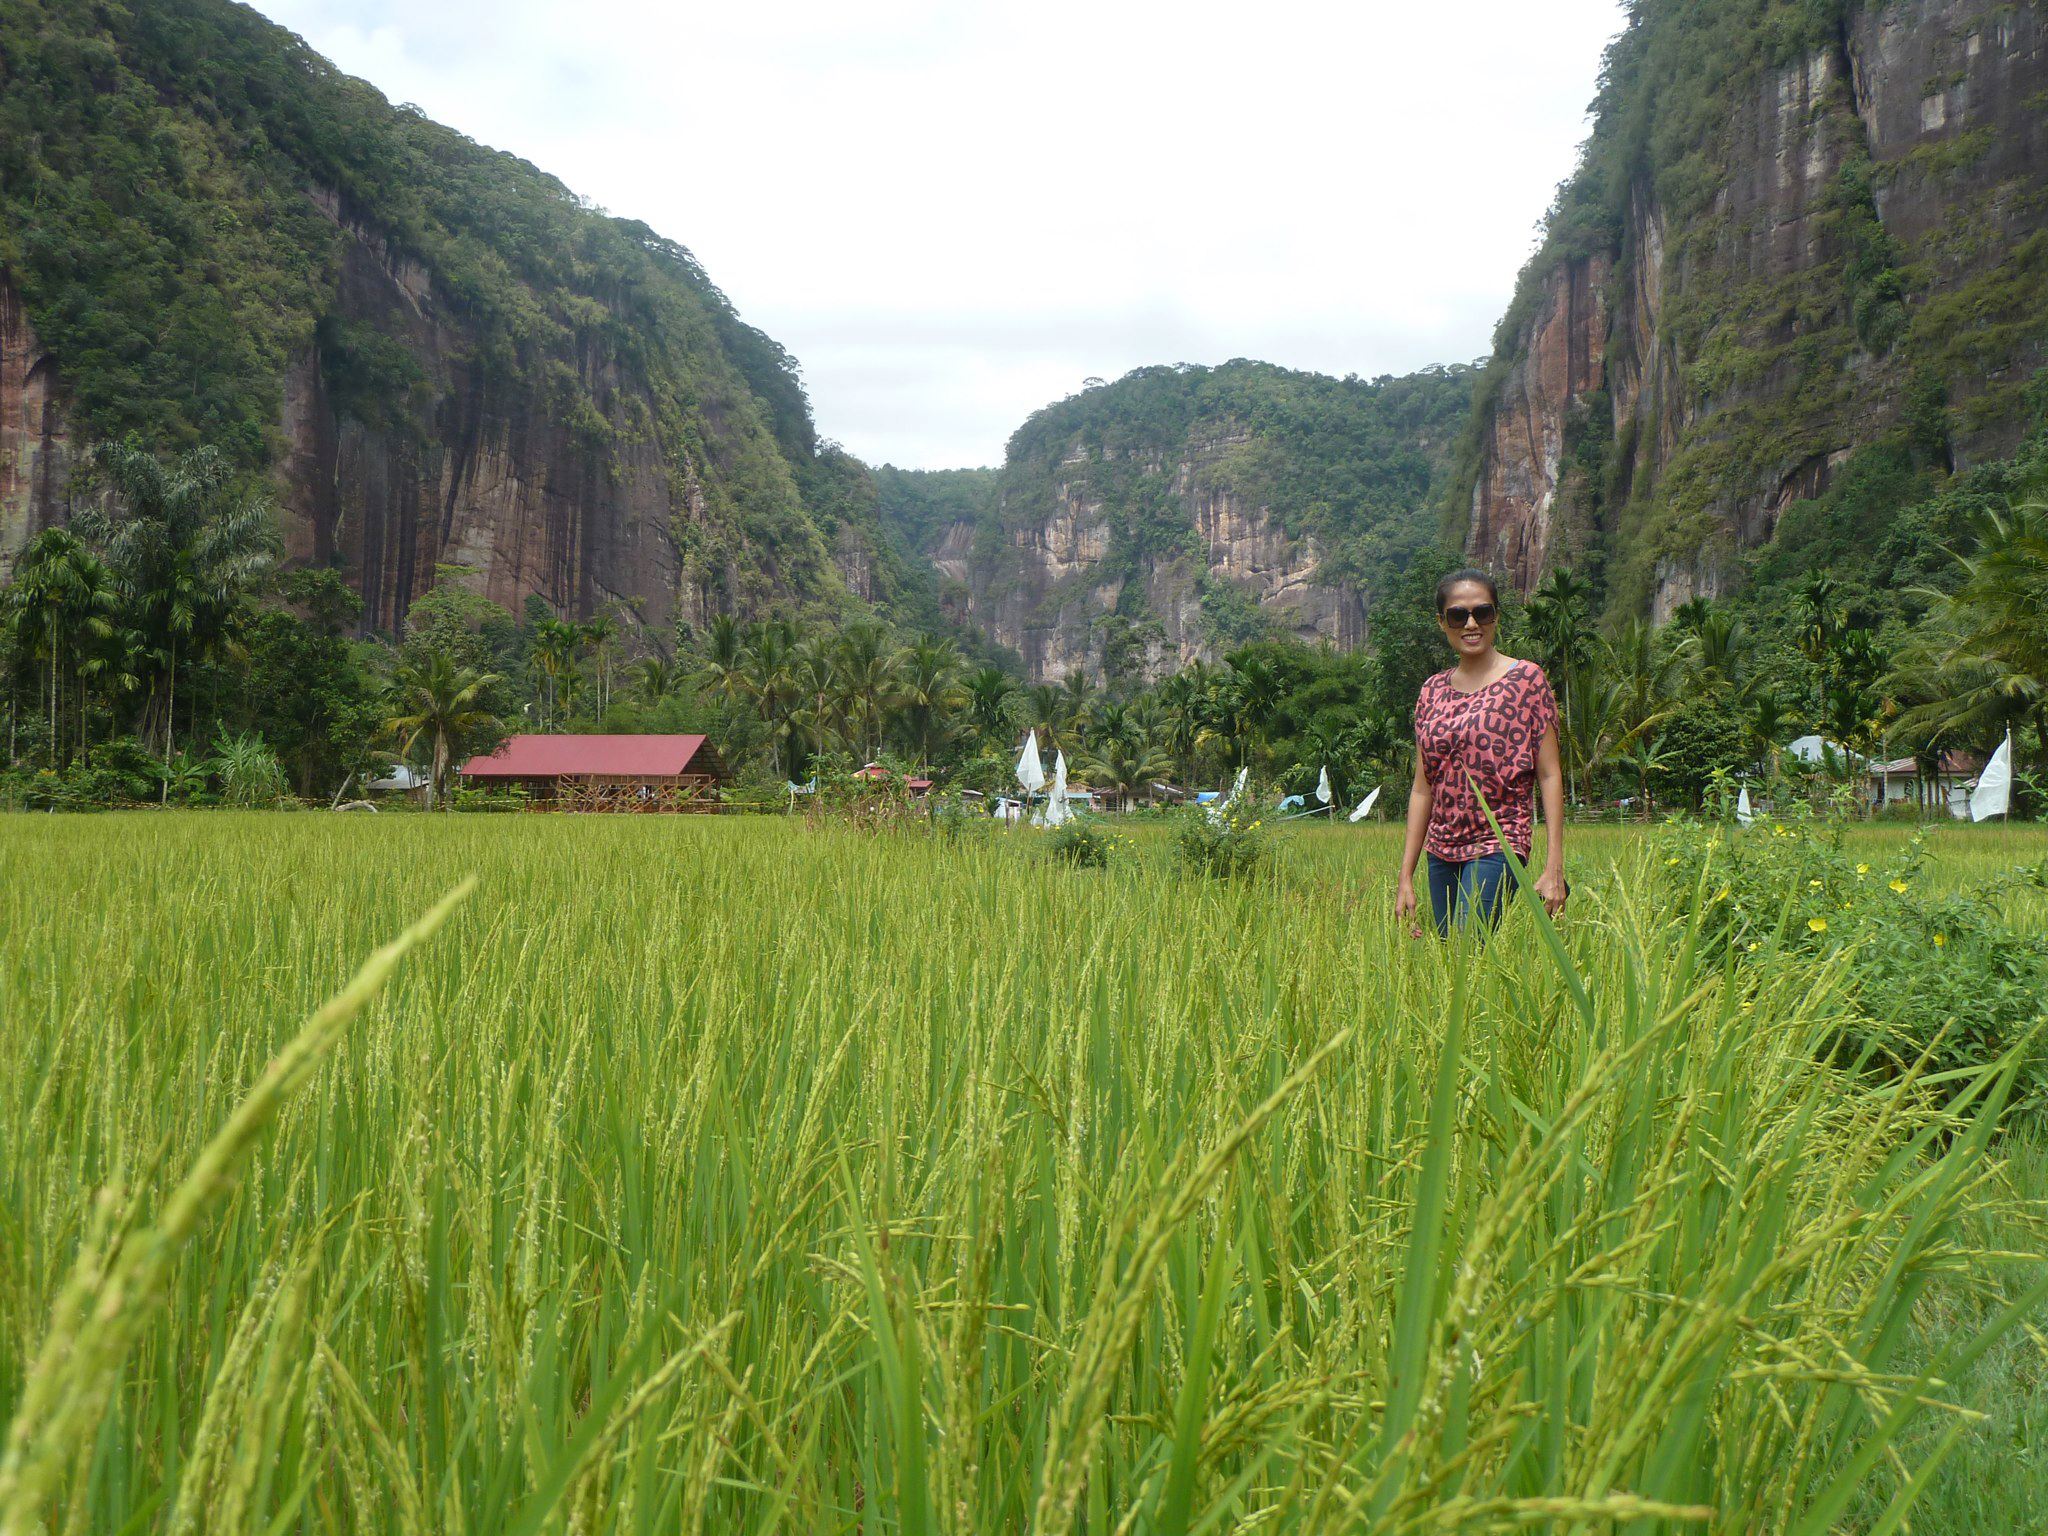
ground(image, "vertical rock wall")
xmin=0 ymin=282 xmax=71 ymax=575
xmin=1462 ymin=0 xmax=2048 ymax=614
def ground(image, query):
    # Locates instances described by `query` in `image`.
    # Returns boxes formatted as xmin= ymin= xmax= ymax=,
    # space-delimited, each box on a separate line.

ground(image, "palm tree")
xmin=530 ymin=618 xmax=582 ymax=728
xmin=5 ymin=528 xmax=118 ymax=765
xmin=1886 ymin=499 xmax=2048 ymax=774
xmin=789 ymin=636 xmax=841 ymax=768
xmin=1526 ymin=567 xmax=1596 ymax=797
xmin=691 ymin=613 xmax=749 ymax=713
xmin=582 ymin=612 xmax=620 ymax=719
xmin=634 ymin=656 xmax=676 ymax=706
xmin=1078 ymin=733 xmax=1172 ymax=812
xmin=893 ymin=636 xmax=965 ymax=772
xmin=1222 ymin=653 xmax=1282 ymax=765
xmin=834 ymin=620 xmax=897 ymax=763
xmin=1617 ymin=734 xmax=1674 ymax=822
xmin=386 ymin=650 xmax=502 ymax=810
xmin=963 ymin=667 xmax=1017 ymax=748
xmin=1680 ymin=610 xmax=1750 ymax=697
xmin=742 ymin=621 xmax=799 ymax=777
xmin=1796 ymin=571 xmax=1842 ymax=727
xmin=82 ymin=443 xmax=276 ymax=767
xmin=1155 ymin=666 xmax=1208 ymax=783
xmin=1023 ymin=682 xmax=1067 ymax=752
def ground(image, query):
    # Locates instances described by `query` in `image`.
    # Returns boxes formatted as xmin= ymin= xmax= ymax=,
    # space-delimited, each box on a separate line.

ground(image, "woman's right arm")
xmin=1395 ymin=754 xmax=1431 ymax=918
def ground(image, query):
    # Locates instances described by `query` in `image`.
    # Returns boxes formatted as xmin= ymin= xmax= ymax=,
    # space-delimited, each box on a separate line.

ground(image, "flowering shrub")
xmin=1042 ymin=816 xmax=1127 ymax=869
xmin=1660 ymin=809 xmax=2048 ymax=1116
xmin=1173 ymin=798 xmax=1271 ymax=880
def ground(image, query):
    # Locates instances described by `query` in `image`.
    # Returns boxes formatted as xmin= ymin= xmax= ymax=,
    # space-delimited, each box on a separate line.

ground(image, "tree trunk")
xmin=432 ymin=728 xmax=450 ymax=811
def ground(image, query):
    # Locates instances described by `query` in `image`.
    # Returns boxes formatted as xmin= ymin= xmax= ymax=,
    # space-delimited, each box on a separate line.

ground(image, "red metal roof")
xmin=459 ymin=734 xmax=714 ymax=779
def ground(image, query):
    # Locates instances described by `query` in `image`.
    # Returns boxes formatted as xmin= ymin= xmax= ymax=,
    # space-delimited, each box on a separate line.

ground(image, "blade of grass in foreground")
xmin=0 ymin=878 xmax=478 ymax=1536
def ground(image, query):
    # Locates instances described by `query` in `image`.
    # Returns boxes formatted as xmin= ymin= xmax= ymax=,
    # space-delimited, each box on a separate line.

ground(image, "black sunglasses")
xmin=1442 ymin=603 xmax=1497 ymax=628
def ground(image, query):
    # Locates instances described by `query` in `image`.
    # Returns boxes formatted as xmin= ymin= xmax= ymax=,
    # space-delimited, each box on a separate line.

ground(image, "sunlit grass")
xmin=2 ymin=812 xmax=2044 ymax=1533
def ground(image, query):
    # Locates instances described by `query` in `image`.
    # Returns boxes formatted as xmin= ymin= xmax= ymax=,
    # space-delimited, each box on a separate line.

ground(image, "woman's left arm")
xmin=1534 ymin=723 xmax=1567 ymax=915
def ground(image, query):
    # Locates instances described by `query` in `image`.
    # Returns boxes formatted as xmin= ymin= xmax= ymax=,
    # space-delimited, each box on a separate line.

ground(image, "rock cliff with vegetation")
xmin=880 ymin=362 xmax=1472 ymax=685
xmin=1455 ymin=0 xmax=2048 ymax=619
xmin=0 ymin=0 xmax=919 ymax=647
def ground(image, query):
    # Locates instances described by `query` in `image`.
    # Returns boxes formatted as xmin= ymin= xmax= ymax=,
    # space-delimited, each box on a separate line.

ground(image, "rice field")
xmin=2 ymin=812 xmax=2045 ymax=1534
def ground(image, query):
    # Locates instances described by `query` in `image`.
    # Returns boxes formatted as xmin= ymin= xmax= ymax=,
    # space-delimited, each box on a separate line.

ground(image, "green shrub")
xmin=1661 ymin=810 xmax=2048 ymax=1115
xmin=211 ymin=731 xmax=290 ymax=808
xmin=1173 ymin=798 xmax=1271 ymax=880
xmin=1041 ymin=815 xmax=1123 ymax=868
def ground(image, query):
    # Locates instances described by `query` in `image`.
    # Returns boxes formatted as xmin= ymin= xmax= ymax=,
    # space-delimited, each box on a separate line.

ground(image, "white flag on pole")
xmin=1016 ymin=730 xmax=1046 ymax=794
xmin=1210 ymin=765 xmax=1249 ymax=823
xmin=1970 ymin=731 xmax=2013 ymax=822
xmin=1348 ymin=785 xmax=1381 ymax=823
xmin=1736 ymin=784 xmax=1754 ymax=826
xmin=1315 ymin=765 xmax=1332 ymax=806
xmin=1045 ymin=749 xmax=1072 ymax=827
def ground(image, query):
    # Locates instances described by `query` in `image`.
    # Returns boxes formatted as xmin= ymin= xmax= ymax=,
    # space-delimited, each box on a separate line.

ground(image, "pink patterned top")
xmin=1414 ymin=658 xmax=1558 ymax=861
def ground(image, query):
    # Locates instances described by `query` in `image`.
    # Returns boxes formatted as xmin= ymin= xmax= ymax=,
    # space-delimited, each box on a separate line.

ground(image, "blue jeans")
xmin=1426 ymin=852 xmax=1517 ymax=938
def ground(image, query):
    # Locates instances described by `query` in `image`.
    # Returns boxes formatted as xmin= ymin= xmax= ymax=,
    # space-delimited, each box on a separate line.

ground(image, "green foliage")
xmin=1661 ymin=813 xmax=2048 ymax=1115
xmin=210 ymin=729 xmax=288 ymax=807
xmin=1655 ymin=692 xmax=1754 ymax=809
xmin=1172 ymin=797 xmax=1272 ymax=880
xmin=1040 ymin=815 xmax=1126 ymax=869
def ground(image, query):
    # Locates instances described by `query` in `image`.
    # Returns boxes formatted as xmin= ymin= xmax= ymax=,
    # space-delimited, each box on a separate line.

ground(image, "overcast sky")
xmin=250 ymin=0 xmax=1627 ymax=469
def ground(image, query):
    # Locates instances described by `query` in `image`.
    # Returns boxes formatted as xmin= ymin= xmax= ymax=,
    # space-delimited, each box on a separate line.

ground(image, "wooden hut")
xmin=457 ymin=734 xmax=729 ymax=810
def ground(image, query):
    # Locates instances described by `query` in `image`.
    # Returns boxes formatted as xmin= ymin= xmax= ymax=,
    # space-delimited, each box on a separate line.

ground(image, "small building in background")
xmin=457 ymin=734 xmax=728 ymax=810
xmin=854 ymin=763 xmax=933 ymax=794
xmin=365 ymin=763 xmax=428 ymax=803
xmin=1866 ymin=750 xmax=1983 ymax=816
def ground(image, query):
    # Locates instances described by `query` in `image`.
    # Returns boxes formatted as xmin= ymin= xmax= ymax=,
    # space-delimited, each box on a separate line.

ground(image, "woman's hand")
xmin=1395 ymin=879 xmax=1418 ymax=919
xmin=1535 ymin=868 xmax=1568 ymax=916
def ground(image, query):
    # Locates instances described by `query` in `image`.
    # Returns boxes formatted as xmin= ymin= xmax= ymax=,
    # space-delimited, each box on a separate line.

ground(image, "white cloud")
xmin=252 ymin=0 xmax=1626 ymax=468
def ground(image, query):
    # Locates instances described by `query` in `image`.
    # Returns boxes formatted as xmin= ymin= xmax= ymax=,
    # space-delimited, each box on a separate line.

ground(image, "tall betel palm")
xmin=81 ymin=442 xmax=276 ymax=767
xmin=4 ymin=528 xmax=118 ymax=766
xmin=386 ymin=651 xmax=503 ymax=810
xmin=1525 ymin=567 xmax=1596 ymax=801
xmin=530 ymin=617 xmax=582 ymax=728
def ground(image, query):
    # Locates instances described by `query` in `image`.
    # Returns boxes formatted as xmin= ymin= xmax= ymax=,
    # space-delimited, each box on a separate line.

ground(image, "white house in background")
xmin=366 ymin=763 xmax=427 ymax=798
xmin=1865 ymin=750 xmax=1984 ymax=816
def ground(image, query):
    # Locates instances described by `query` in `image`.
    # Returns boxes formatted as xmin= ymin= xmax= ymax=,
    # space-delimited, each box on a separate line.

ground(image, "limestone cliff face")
xmin=942 ymin=436 xmax=1367 ymax=684
xmin=0 ymin=282 xmax=70 ymax=574
xmin=274 ymin=194 xmax=692 ymax=643
xmin=1461 ymin=0 xmax=2048 ymax=616
xmin=887 ymin=361 xmax=1470 ymax=685
xmin=0 ymin=0 xmax=858 ymax=648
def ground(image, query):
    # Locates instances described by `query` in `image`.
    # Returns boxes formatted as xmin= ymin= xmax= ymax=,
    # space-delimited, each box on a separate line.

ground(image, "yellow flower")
xmin=1889 ymin=879 xmax=1909 ymax=894
xmin=1933 ymin=932 xmax=1947 ymax=948
xmin=1855 ymin=863 xmax=1869 ymax=875
xmin=1665 ymin=856 xmax=1681 ymax=866
xmin=1713 ymin=885 xmax=1731 ymax=902
xmin=1740 ymin=1001 xmax=1754 ymax=1011
xmin=1808 ymin=917 xmax=1828 ymax=934
xmin=1807 ymin=878 xmax=1823 ymax=888
xmin=1745 ymin=941 xmax=1760 ymax=952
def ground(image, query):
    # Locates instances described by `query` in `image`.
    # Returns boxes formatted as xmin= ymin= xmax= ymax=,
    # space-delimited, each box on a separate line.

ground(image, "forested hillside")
xmin=881 ymin=362 xmax=1473 ymax=684
xmin=1455 ymin=0 xmax=2048 ymax=622
xmin=0 ymin=0 xmax=907 ymax=644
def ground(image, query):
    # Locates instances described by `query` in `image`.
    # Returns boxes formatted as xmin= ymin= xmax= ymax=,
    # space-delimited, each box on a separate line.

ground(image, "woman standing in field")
xmin=1395 ymin=568 xmax=1569 ymax=936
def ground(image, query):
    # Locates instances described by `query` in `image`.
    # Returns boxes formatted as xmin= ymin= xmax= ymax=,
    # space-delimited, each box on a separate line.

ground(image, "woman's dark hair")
xmin=1435 ymin=567 xmax=1500 ymax=614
